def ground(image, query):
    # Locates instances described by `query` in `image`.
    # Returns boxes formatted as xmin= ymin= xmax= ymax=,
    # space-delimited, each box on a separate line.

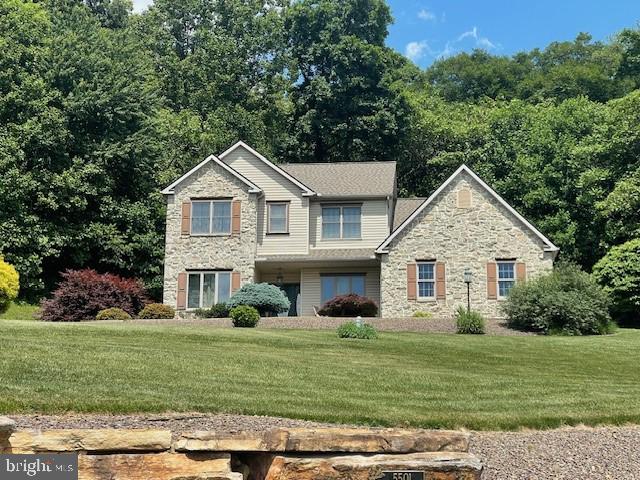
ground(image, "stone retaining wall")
xmin=0 ymin=417 xmax=482 ymax=479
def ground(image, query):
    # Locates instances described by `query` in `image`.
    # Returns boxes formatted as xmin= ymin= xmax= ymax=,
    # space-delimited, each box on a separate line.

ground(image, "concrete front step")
xmin=245 ymin=452 xmax=482 ymax=480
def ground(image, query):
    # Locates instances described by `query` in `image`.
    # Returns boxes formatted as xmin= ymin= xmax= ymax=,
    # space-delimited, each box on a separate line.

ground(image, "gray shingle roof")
xmin=393 ymin=198 xmax=427 ymax=231
xmin=256 ymin=248 xmax=377 ymax=263
xmin=280 ymin=161 xmax=396 ymax=198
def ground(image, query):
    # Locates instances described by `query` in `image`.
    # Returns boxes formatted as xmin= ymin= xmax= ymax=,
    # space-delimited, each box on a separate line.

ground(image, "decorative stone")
xmin=261 ymin=452 xmax=483 ymax=480
xmin=0 ymin=416 xmax=16 ymax=436
xmin=175 ymin=428 xmax=469 ymax=453
xmin=78 ymin=452 xmax=241 ymax=480
xmin=8 ymin=429 xmax=172 ymax=453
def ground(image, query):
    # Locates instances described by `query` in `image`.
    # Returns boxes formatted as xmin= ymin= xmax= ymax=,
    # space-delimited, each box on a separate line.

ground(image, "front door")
xmin=280 ymin=283 xmax=301 ymax=316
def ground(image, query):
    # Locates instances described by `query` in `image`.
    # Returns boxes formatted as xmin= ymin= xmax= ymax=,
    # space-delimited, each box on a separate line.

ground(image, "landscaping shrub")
xmin=39 ymin=269 xmax=148 ymax=322
xmin=96 ymin=307 xmax=131 ymax=321
xmin=138 ymin=303 xmax=175 ymax=319
xmin=227 ymin=283 xmax=290 ymax=316
xmin=194 ymin=303 xmax=230 ymax=318
xmin=502 ymin=263 xmax=613 ymax=335
xmin=0 ymin=256 xmax=19 ymax=314
xmin=230 ymin=305 xmax=260 ymax=327
xmin=455 ymin=306 xmax=486 ymax=334
xmin=412 ymin=310 xmax=433 ymax=319
xmin=318 ymin=294 xmax=378 ymax=317
xmin=592 ymin=239 xmax=640 ymax=326
xmin=337 ymin=321 xmax=378 ymax=339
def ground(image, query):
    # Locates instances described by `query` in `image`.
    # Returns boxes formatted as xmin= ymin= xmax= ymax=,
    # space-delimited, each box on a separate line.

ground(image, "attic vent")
xmin=457 ymin=188 xmax=472 ymax=209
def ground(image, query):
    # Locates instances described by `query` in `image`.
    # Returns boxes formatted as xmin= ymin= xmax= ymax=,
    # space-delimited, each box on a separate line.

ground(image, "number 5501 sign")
xmin=380 ymin=472 xmax=424 ymax=480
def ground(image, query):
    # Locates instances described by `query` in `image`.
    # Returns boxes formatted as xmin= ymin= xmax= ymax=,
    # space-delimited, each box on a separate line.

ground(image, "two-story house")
xmin=162 ymin=141 xmax=559 ymax=317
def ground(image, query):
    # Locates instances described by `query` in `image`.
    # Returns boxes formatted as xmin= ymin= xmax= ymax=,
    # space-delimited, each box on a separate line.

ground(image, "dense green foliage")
xmin=0 ymin=0 xmax=639 ymax=304
xmin=3 ymin=320 xmax=640 ymax=430
xmin=503 ymin=264 xmax=613 ymax=335
xmin=138 ymin=303 xmax=175 ymax=319
xmin=318 ymin=294 xmax=379 ymax=317
xmin=593 ymin=239 xmax=640 ymax=325
xmin=336 ymin=320 xmax=377 ymax=339
xmin=455 ymin=306 xmax=486 ymax=334
xmin=95 ymin=307 xmax=131 ymax=321
xmin=230 ymin=305 xmax=260 ymax=327
xmin=227 ymin=282 xmax=290 ymax=316
xmin=0 ymin=257 xmax=20 ymax=314
xmin=194 ymin=303 xmax=230 ymax=319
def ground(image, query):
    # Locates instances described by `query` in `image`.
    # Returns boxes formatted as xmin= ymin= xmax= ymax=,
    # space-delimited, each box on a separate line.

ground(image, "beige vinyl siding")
xmin=309 ymin=199 xmax=389 ymax=249
xmin=222 ymin=145 xmax=309 ymax=255
xmin=257 ymin=270 xmax=301 ymax=284
xmin=299 ymin=266 xmax=381 ymax=316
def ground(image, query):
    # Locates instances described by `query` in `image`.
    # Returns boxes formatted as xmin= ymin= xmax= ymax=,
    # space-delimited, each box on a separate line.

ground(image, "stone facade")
xmin=380 ymin=171 xmax=555 ymax=318
xmin=162 ymin=161 xmax=258 ymax=308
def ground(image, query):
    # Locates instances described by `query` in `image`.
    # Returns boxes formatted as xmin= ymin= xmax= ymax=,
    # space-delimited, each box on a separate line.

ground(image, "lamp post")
xmin=463 ymin=268 xmax=472 ymax=313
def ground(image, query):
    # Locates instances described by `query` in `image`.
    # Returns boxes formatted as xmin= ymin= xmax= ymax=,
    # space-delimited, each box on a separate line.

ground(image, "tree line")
xmin=1 ymin=0 xmax=639 ymax=302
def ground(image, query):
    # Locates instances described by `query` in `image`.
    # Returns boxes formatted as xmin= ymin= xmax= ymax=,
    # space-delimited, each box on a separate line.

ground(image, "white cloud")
xmin=437 ymin=41 xmax=456 ymax=59
xmin=458 ymin=26 xmax=478 ymax=41
xmin=457 ymin=26 xmax=498 ymax=51
xmin=405 ymin=41 xmax=431 ymax=61
xmin=417 ymin=8 xmax=436 ymax=21
xmin=132 ymin=0 xmax=153 ymax=12
xmin=477 ymin=37 xmax=497 ymax=50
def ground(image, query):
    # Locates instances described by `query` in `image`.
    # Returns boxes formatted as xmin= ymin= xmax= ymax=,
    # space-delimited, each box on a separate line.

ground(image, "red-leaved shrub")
xmin=317 ymin=294 xmax=378 ymax=317
xmin=40 ymin=269 xmax=148 ymax=322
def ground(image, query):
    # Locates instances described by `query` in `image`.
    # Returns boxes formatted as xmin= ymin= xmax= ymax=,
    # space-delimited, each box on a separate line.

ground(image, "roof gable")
xmin=161 ymin=154 xmax=261 ymax=195
xmin=376 ymin=165 xmax=559 ymax=254
xmin=219 ymin=141 xmax=316 ymax=196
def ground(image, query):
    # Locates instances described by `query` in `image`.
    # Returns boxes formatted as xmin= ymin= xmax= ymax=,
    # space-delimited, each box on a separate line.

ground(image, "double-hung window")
xmin=187 ymin=271 xmax=232 ymax=309
xmin=417 ymin=262 xmax=435 ymax=299
xmin=191 ymin=200 xmax=232 ymax=235
xmin=267 ymin=202 xmax=289 ymax=234
xmin=321 ymin=205 xmax=361 ymax=239
xmin=320 ymin=274 xmax=365 ymax=304
xmin=497 ymin=261 xmax=516 ymax=298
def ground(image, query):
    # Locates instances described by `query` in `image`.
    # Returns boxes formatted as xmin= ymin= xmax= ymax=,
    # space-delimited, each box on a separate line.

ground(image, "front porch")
xmin=255 ymin=253 xmax=381 ymax=316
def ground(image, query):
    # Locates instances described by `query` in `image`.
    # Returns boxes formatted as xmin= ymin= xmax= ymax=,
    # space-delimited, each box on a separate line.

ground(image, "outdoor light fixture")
xmin=463 ymin=268 xmax=472 ymax=312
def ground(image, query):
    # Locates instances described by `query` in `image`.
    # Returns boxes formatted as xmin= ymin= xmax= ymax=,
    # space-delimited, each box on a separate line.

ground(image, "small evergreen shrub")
xmin=337 ymin=321 xmax=378 ymax=339
xmin=227 ymin=283 xmax=290 ymax=316
xmin=502 ymin=263 xmax=613 ymax=335
xmin=138 ymin=303 xmax=175 ymax=319
xmin=318 ymin=294 xmax=378 ymax=317
xmin=412 ymin=310 xmax=433 ymax=319
xmin=39 ymin=269 xmax=148 ymax=322
xmin=194 ymin=303 xmax=230 ymax=318
xmin=592 ymin=239 xmax=640 ymax=326
xmin=0 ymin=256 xmax=19 ymax=314
xmin=230 ymin=305 xmax=260 ymax=327
xmin=455 ymin=306 xmax=486 ymax=334
xmin=96 ymin=307 xmax=131 ymax=321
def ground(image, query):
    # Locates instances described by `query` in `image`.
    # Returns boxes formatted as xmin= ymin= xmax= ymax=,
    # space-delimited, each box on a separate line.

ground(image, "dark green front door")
xmin=280 ymin=283 xmax=300 ymax=316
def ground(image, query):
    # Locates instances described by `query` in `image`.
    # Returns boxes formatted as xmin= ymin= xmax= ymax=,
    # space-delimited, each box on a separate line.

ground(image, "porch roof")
xmin=255 ymin=248 xmax=377 ymax=263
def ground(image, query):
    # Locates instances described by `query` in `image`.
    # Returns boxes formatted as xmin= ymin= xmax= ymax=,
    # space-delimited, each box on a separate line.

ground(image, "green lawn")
xmin=1 ymin=320 xmax=639 ymax=430
xmin=0 ymin=303 xmax=39 ymax=321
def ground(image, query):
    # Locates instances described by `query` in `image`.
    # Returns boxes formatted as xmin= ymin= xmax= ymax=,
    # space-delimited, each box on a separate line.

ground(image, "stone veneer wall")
xmin=163 ymin=161 xmax=258 ymax=307
xmin=0 ymin=417 xmax=482 ymax=480
xmin=381 ymin=171 xmax=555 ymax=318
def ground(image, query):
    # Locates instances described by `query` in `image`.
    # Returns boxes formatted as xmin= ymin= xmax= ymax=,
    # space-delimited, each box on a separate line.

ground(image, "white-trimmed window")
xmin=321 ymin=205 xmax=361 ymax=239
xmin=497 ymin=261 xmax=516 ymax=298
xmin=187 ymin=271 xmax=231 ymax=309
xmin=417 ymin=262 xmax=435 ymax=299
xmin=320 ymin=274 xmax=365 ymax=304
xmin=267 ymin=202 xmax=289 ymax=234
xmin=191 ymin=200 xmax=232 ymax=235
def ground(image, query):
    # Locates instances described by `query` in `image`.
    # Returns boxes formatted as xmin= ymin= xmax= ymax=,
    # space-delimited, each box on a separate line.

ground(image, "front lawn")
xmin=0 ymin=302 xmax=39 ymax=321
xmin=1 ymin=321 xmax=639 ymax=430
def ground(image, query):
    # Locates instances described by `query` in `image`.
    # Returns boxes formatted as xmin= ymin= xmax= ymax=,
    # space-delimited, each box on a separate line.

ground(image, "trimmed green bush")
xmin=0 ymin=256 xmax=19 ymax=314
xmin=502 ymin=263 xmax=613 ymax=335
xmin=227 ymin=283 xmax=290 ymax=316
xmin=337 ymin=321 xmax=378 ymax=339
xmin=318 ymin=294 xmax=378 ymax=317
xmin=455 ymin=306 xmax=486 ymax=334
xmin=138 ymin=303 xmax=175 ymax=319
xmin=412 ymin=310 xmax=433 ymax=319
xmin=96 ymin=307 xmax=132 ymax=321
xmin=230 ymin=305 xmax=260 ymax=327
xmin=194 ymin=303 xmax=230 ymax=318
xmin=593 ymin=239 xmax=640 ymax=325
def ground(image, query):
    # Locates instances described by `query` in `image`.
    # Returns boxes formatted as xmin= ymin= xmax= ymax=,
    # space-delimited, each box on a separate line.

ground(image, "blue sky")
xmin=132 ymin=0 xmax=640 ymax=68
